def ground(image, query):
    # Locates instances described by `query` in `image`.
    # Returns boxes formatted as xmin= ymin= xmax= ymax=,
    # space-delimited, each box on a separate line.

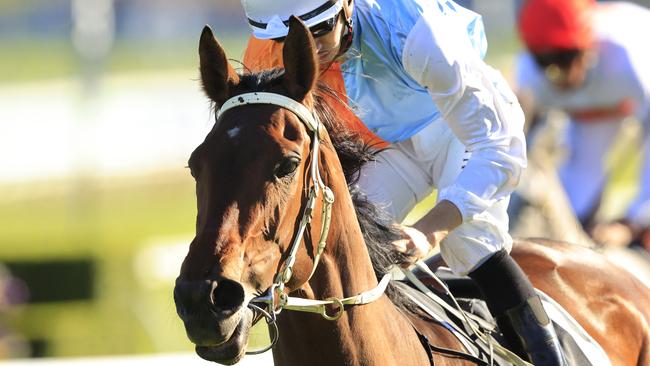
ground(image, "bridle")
xmin=215 ymin=92 xmax=391 ymax=354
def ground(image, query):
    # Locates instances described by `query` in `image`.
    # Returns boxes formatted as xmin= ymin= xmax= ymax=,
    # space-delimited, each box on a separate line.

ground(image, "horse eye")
xmin=275 ymin=157 xmax=301 ymax=178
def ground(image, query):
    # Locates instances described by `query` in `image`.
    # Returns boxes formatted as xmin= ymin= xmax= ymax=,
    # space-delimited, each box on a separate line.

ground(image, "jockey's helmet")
xmin=242 ymin=0 xmax=345 ymax=39
xmin=518 ymin=0 xmax=595 ymax=54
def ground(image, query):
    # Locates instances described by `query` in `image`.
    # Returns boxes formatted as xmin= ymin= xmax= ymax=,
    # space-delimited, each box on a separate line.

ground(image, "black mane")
xmin=314 ymin=86 xmax=425 ymax=313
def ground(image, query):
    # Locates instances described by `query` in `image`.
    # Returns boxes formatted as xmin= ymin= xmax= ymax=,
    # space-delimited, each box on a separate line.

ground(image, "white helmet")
xmin=241 ymin=0 xmax=344 ymax=39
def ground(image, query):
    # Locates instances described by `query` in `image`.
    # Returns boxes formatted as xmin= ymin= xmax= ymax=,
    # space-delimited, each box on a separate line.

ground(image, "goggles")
xmin=309 ymin=11 xmax=341 ymax=38
xmin=533 ymin=49 xmax=582 ymax=70
xmin=271 ymin=10 xmax=341 ymax=41
xmin=246 ymin=0 xmax=344 ymax=40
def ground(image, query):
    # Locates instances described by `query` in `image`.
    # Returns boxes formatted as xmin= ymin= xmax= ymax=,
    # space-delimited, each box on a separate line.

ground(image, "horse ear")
xmin=199 ymin=25 xmax=240 ymax=107
xmin=283 ymin=16 xmax=319 ymax=101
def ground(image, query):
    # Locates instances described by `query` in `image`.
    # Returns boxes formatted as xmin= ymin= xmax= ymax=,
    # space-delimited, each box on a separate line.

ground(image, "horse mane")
xmin=236 ymin=70 xmax=421 ymax=314
xmin=312 ymin=87 xmax=423 ymax=313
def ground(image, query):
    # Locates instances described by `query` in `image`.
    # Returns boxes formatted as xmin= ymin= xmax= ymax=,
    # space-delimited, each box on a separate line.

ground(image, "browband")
xmin=217 ymin=92 xmax=319 ymax=132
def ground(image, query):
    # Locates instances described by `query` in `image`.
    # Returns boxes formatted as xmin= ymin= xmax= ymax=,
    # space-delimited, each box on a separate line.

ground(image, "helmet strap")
xmin=336 ymin=9 xmax=354 ymax=58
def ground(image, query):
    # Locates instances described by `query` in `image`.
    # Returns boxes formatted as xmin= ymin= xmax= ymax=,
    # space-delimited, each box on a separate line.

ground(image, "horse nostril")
xmin=211 ymin=279 xmax=245 ymax=313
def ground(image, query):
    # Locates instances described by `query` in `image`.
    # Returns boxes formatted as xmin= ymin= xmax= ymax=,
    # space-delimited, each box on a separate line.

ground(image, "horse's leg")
xmin=512 ymin=239 xmax=650 ymax=366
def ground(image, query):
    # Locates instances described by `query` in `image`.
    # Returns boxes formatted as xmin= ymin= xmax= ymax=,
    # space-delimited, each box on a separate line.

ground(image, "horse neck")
xmin=272 ymin=147 xmax=432 ymax=366
xmin=310 ymin=141 xmax=381 ymax=298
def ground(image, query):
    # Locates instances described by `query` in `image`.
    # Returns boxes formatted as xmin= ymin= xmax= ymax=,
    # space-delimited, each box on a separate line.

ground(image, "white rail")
xmin=0 ymin=353 xmax=273 ymax=366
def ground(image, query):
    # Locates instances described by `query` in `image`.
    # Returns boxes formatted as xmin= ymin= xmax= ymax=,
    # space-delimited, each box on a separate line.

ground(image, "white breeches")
xmin=357 ymin=120 xmax=513 ymax=275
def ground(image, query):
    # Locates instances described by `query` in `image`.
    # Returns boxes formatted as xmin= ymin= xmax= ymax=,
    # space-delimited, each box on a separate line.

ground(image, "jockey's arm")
xmin=401 ymin=8 xmax=527 ymax=239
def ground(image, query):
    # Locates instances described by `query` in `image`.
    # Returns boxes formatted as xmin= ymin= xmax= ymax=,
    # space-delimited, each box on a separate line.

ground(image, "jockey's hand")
xmin=392 ymin=225 xmax=436 ymax=268
xmin=392 ymin=200 xmax=462 ymax=267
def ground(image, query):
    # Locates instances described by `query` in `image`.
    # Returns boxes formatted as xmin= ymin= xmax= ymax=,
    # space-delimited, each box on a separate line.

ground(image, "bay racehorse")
xmin=174 ymin=18 xmax=650 ymax=365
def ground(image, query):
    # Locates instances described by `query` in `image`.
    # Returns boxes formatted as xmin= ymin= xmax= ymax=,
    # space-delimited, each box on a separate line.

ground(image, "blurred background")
xmin=0 ymin=0 xmax=249 ymax=362
xmin=0 ymin=0 xmax=648 ymax=364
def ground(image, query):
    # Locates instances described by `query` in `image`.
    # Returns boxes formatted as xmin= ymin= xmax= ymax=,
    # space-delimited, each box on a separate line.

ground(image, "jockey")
xmin=241 ymin=0 xmax=565 ymax=364
xmin=516 ymin=0 xmax=650 ymax=250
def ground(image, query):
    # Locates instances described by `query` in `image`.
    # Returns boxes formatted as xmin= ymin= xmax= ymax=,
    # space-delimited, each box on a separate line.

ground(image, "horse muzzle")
xmin=174 ymin=277 xmax=254 ymax=363
xmin=194 ymin=310 xmax=253 ymax=364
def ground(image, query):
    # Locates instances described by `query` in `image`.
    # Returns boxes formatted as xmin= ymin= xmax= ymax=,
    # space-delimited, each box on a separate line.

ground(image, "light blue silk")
xmin=341 ymin=0 xmax=486 ymax=142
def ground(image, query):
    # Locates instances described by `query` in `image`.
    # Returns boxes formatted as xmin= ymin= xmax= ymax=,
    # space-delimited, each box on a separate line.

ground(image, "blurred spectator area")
xmin=0 ymin=0 xmax=247 ymax=39
xmin=0 ymin=0 xmax=250 ymax=83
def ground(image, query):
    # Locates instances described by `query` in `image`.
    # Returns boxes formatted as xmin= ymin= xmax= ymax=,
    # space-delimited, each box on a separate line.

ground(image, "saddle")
xmin=399 ymin=254 xmax=611 ymax=366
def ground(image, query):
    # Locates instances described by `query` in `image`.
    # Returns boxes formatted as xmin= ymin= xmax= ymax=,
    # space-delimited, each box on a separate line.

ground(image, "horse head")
xmin=173 ymin=17 xmax=342 ymax=364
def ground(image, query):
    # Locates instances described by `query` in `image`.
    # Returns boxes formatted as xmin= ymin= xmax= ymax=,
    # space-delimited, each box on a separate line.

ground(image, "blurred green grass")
xmin=1 ymin=171 xmax=198 ymax=356
xmin=0 ymin=37 xmax=247 ymax=83
xmin=0 ymin=173 xmax=195 ymax=259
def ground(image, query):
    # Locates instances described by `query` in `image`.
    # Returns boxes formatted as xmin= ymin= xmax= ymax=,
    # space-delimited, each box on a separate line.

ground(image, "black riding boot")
xmin=468 ymin=250 xmax=567 ymax=366
xmin=498 ymin=295 xmax=567 ymax=366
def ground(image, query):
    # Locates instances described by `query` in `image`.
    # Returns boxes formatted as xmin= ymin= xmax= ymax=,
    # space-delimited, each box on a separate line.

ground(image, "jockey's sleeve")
xmin=401 ymin=9 xmax=527 ymax=223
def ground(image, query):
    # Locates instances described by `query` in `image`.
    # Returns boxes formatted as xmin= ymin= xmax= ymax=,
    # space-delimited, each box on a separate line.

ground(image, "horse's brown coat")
xmin=511 ymin=239 xmax=650 ymax=366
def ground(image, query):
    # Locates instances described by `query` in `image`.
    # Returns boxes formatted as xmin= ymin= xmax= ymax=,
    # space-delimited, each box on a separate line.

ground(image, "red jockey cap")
xmin=519 ymin=0 xmax=596 ymax=53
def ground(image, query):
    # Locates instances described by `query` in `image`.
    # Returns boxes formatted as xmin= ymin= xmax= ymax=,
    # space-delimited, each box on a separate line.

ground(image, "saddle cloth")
xmin=397 ymin=267 xmax=612 ymax=366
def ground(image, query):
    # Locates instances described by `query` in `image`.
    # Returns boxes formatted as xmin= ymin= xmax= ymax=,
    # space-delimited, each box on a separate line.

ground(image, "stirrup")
xmin=501 ymin=295 xmax=568 ymax=366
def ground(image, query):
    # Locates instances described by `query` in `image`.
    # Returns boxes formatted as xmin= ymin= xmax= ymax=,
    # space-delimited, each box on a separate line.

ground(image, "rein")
xmin=216 ymin=92 xmax=392 ymax=353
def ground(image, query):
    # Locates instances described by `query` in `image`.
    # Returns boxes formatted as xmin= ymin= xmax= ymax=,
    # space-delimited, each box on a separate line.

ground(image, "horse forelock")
xmin=232 ymin=70 xmax=380 ymax=183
